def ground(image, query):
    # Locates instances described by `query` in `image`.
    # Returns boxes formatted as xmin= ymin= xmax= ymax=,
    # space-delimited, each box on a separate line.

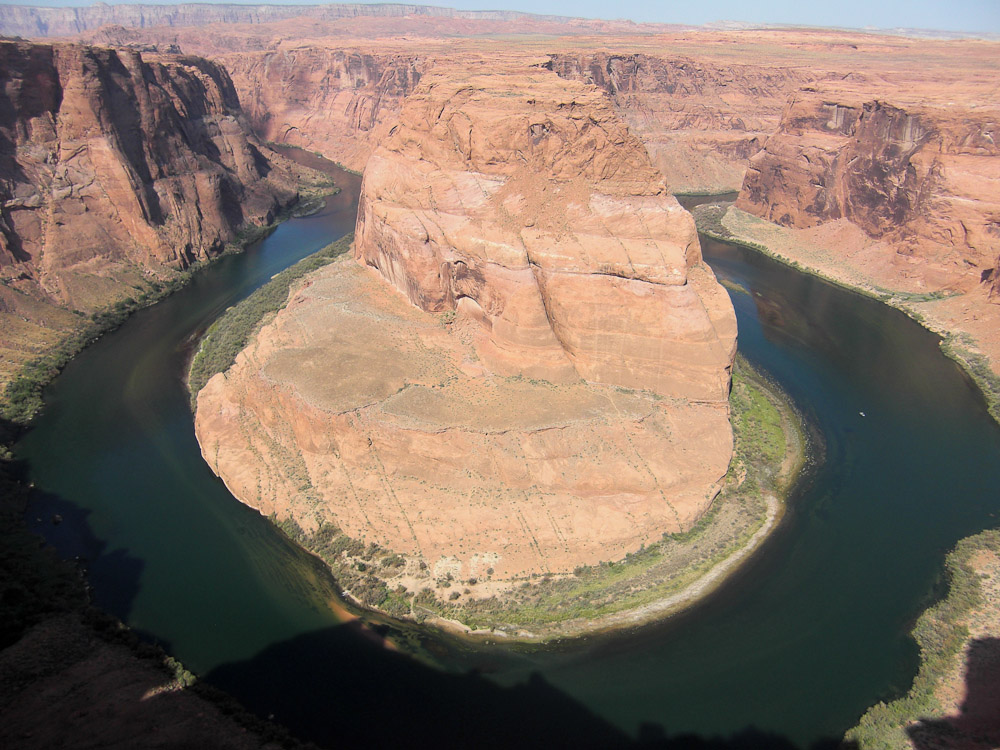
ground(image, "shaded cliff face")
xmin=737 ymin=83 xmax=1000 ymax=294
xmin=548 ymin=52 xmax=815 ymax=193
xmin=0 ymin=41 xmax=298 ymax=312
xmin=220 ymin=48 xmax=422 ymax=172
xmin=196 ymin=63 xmax=736 ymax=595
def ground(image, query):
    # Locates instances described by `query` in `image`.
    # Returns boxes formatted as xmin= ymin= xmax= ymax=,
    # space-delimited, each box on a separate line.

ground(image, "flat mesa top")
xmin=261 ymin=257 xmax=659 ymax=432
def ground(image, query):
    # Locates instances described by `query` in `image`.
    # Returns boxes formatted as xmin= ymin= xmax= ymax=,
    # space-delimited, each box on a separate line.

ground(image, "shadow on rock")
xmin=22 ymin=483 xmax=145 ymax=624
xmin=637 ymin=723 xmax=857 ymax=750
xmin=205 ymin=619 xmax=630 ymax=749
xmin=907 ymin=636 xmax=1000 ymax=750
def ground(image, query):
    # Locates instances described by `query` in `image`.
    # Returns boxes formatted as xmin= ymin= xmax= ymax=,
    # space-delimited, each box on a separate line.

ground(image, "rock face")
xmin=195 ymin=63 xmax=737 ymax=595
xmin=0 ymin=40 xmax=298 ymax=312
xmin=356 ymin=63 xmax=737 ymax=399
xmin=548 ymin=53 xmax=815 ymax=193
xmin=221 ymin=49 xmax=422 ymax=172
xmin=737 ymin=83 xmax=1000 ymax=295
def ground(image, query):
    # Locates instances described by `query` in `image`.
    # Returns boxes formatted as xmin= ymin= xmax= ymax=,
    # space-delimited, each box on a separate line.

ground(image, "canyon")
xmin=1 ymin=4 xmax=1000 ymax=748
xmin=717 ymin=76 xmax=1000 ymax=407
xmin=737 ymin=79 xmax=1000 ymax=295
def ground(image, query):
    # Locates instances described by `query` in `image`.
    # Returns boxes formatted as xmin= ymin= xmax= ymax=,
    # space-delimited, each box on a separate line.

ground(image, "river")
xmin=15 ymin=177 xmax=1000 ymax=748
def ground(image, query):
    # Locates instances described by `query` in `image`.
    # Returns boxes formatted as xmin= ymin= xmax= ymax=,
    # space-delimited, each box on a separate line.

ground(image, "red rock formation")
xmin=548 ymin=52 xmax=816 ymax=193
xmin=195 ymin=62 xmax=737 ymax=594
xmin=0 ymin=3 xmax=583 ymax=40
xmin=737 ymin=83 xmax=1000 ymax=295
xmin=356 ymin=62 xmax=737 ymax=400
xmin=220 ymin=48 xmax=422 ymax=172
xmin=0 ymin=40 xmax=299 ymax=311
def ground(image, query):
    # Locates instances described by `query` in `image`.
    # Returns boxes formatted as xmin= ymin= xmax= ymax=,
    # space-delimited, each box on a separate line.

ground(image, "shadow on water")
xmin=907 ymin=637 xmax=1000 ymax=749
xmin=203 ymin=621 xmax=855 ymax=750
xmin=22 ymin=485 xmax=144 ymax=625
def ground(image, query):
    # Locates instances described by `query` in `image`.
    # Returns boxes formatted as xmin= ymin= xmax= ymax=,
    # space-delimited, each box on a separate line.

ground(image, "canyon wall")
xmin=219 ymin=48 xmax=423 ymax=172
xmin=196 ymin=63 xmax=737 ymax=597
xmin=0 ymin=40 xmax=300 ymax=311
xmin=737 ymin=83 xmax=1000 ymax=295
xmin=355 ymin=62 xmax=737 ymax=399
xmin=0 ymin=3 xmax=578 ymax=39
xmin=0 ymin=39 xmax=315 ymax=388
xmin=548 ymin=53 xmax=815 ymax=193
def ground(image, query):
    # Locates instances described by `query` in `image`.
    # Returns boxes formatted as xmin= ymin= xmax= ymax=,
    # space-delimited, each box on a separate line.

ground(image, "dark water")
xmin=15 ymin=179 xmax=1000 ymax=748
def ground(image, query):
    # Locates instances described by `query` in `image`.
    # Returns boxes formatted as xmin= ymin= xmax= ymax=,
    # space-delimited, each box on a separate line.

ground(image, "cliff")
xmin=195 ymin=62 xmax=737 ymax=607
xmin=355 ymin=61 xmax=736 ymax=398
xmin=737 ymin=82 xmax=1000 ymax=296
xmin=220 ymin=48 xmax=422 ymax=172
xmin=0 ymin=40 xmax=317 ymax=387
xmin=0 ymin=3 xmax=580 ymax=39
xmin=548 ymin=52 xmax=816 ymax=193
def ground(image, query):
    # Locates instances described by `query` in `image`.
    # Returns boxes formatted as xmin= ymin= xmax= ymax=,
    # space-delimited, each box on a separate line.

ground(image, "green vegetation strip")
xmin=940 ymin=338 xmax=1000 ymax=425
xmin=274 ymin=356 xmax=802 ymax=636
xmin=187 ymin=234 xmax=354 ymax=406
xmin=846 ymin=529 xmax=1000 ymax=749
xmin=1 ymin=275 xmax=184 ymax=429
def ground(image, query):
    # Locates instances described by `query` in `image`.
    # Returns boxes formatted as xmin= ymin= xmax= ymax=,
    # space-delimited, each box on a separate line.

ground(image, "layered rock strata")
xmin=0 ymin=3 xmax=582 ymax=40
xmin=0 ymin=41 xmax=300 ymax=308
xmin=0 ymin=40 xmax=312 ymax=387
xmin=196 ymin=64 xmax=737 ymax=596
xmin=355 ymin=64 xmax=736 ymax=400
xmin=548 ymin=53 xmax=816 ymax=193
xmin=220 ymin=48 xmax=423 ymax=172
xmin=737 ymin=82 xmax=1000 ymax=296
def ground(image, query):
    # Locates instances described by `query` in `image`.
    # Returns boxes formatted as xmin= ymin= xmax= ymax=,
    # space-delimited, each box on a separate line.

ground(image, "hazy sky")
xmin=2 ymin=0 xmax=998 ymax=34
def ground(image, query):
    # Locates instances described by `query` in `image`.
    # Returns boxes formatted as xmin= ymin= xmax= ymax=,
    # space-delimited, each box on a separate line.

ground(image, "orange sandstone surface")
xmin=194 ymin=63 xmax=737 ymax=596
xmin=738 ymin=79 xmax=1000 ymax=297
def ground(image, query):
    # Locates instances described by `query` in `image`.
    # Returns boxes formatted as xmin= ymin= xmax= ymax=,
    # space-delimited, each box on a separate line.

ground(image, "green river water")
xmin=15 ymin=178 xmax=1000 ymax=748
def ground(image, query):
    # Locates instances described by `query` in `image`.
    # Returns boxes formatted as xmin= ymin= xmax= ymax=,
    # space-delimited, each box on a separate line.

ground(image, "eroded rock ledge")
xmin=737 ymin=81 xmax=1000 ymax=298
xmin=195 ymin=62 xmax=737 ymax=607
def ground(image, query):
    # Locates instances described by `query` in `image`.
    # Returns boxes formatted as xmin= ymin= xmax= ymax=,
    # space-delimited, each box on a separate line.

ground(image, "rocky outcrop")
xmin=548 ymin=53 xmax=816 ymax=193
xmin=0 ymin=40 xmax=300 ymax=312
xmin=737 ymin=83 xmax=1000 ymax=295
xmin=356 ymin=62 xmax=736 ymax=399
xmin=220 ymin=49 xmax=423 ymax=172
xmin=195 ymin=63 xmax=737 ymax=598
xmin=988 ymin=258 xmax=1000 ymax=301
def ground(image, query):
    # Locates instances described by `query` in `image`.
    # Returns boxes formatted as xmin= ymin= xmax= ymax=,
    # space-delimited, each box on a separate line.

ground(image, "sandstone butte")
xmin=0 ymin=40 xmax=317 ymax=388
xmin=194 ymin=61 xmax=738 ymax=598
xmin=1 ymin=0 xmax=996 ymax=621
